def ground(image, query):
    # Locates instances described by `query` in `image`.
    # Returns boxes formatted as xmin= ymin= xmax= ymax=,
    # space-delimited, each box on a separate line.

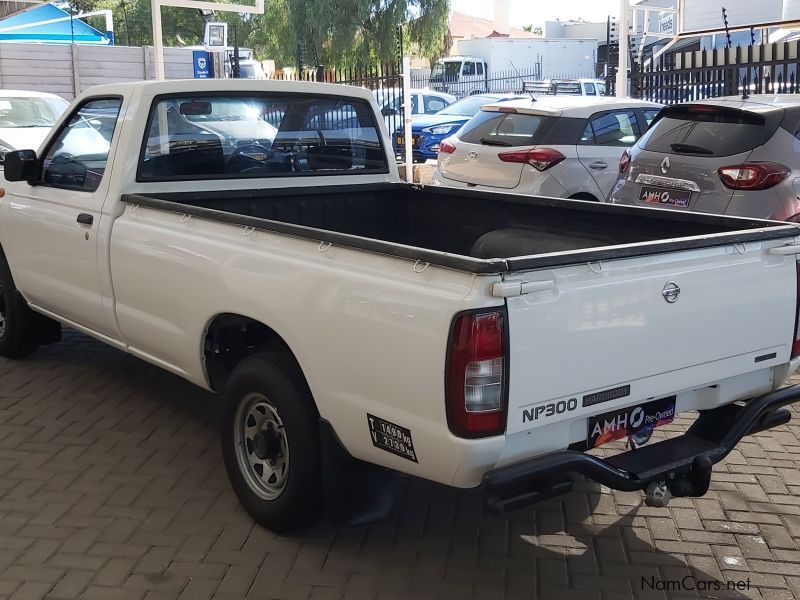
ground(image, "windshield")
xmin=0 ymin=97 xmax=68 ymax=128
xmin=437 ymin=95 xmax=500 ymax=116
xmin=431 ymin=61 xmax=462 ymax=78
xmin=239 ymin=64 xmax=256 ymax=78
xmin=641 ymin=106 xmax=772 ymax=157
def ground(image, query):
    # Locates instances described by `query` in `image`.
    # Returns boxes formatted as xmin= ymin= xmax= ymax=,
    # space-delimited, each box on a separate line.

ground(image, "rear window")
xmin=641 ymin=105 xmax=776 ymax=157
xmin=138 ymin=94 xmax=388 ymax=181
xmin=458 ymin=110 xmax=554 ymax=146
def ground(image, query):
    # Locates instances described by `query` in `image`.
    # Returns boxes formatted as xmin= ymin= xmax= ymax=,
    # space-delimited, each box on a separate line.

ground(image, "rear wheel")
xmin=221 ymin=353 xmax=322 ymax=532
xmin=0 ymin=255 xmax=39 ymax=359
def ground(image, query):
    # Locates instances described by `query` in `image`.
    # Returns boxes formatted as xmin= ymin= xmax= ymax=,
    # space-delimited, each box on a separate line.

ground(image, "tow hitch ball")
xmin=644 ymin=455 xmax=713 ymax=508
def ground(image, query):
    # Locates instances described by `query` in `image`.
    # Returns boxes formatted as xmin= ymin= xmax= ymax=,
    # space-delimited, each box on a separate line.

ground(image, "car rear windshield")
xmin=641 ymin=105 xmax=777 ymax=157
xmin=458 ymin=110 xmax=556 ymax=146
xmin=137 ymin=93 xmax=388 ymax=182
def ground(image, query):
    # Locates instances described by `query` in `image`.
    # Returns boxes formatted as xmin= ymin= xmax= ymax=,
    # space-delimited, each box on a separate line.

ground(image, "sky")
xmin=450 ymin=0 xmax=622 ymax=28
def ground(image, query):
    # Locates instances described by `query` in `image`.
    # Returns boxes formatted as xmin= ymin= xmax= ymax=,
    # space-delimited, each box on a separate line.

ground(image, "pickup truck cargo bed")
xmin=122 ymin=183 xmax=797 ymax=274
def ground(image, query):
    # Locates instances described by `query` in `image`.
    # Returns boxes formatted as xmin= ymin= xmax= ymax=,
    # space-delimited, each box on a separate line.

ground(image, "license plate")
xmin=587 ymin=396 xmax=676 ymax=448
xmin=640 ymin=186 xmax=691 ymax=207
xmin=396 ymin=136 xmax=419 ymax=147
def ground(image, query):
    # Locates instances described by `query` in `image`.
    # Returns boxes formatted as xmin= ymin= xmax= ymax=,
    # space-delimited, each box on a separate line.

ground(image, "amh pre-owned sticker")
xmin=367 ymin=414 xmax=418 ymax=462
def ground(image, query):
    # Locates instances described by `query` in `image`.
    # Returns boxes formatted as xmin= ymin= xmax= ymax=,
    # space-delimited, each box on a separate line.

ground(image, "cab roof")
xmin=77 ymin=79 xmax=377 ymax=104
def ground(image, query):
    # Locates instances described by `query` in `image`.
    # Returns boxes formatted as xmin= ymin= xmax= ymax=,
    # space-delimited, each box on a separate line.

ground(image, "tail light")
xmin=619 ymin=149 xmax=631 ymax=174
xmin=793 ymin=261 xmax=800 ymax=358
xmin=718 ymin=162 xmax=790 ymax=190
xmin=446 ymin=309 xmax=507 ymax=438
xmin=498 ymin=148 xmax=565 ymax=171
xmin=439 ymin=138 xmax=456 ymax=154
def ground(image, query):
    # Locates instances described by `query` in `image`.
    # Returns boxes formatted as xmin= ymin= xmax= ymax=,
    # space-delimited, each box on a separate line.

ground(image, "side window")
xmin=476 ymin=62 xmax=484 ymax=76
xmin=597 ymin=83 xmax=606 ymax=96
xmin=581 ymin=110 xmax=640 ymax=146
xmin=139 ymin=94 xmax=388 ymax=181
xmin=462 ymin=61 xmax=476 ymax=76
xmin=643 ymin=108 xmax=660 ymax=128
xmin=425 ymin=96 xmax=448 ymax=114
xmin=410 ymin=95 xmax=420 ymax=114
xmin=41 ymin=98 xmax=122 ymax=192
xmin=584 ymin=83 xmax=597 ymax=96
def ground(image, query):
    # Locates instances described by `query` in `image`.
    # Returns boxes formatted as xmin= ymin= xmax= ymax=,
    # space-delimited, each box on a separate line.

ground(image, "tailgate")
xmin=504 ymin=240 xmax=797 ymax=435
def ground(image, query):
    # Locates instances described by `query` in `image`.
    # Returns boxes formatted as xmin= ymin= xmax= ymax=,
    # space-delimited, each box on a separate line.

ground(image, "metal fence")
xmin=274 ymin=62 xmax=602 ymax=162
xmin=613 ymin=39 xmax=800 ymax=104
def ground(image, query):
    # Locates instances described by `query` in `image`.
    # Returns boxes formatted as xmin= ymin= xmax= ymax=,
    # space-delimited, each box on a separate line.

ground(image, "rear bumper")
xmin=483 ymin=384 xmax=800 ymax=513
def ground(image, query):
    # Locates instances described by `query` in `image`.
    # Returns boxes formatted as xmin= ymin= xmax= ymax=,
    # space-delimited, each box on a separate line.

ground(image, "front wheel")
xmin=221 ymin=353 xmax=322 ymax=532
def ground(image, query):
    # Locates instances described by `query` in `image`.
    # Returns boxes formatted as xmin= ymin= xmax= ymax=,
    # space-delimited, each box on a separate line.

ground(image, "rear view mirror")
xmin=179 ymin=101 xmax=212 ymax=116
xmin=381 ymin=107 xmax=398 ymax=117
xmin=3 ymin=149 xmax=39 ymax=183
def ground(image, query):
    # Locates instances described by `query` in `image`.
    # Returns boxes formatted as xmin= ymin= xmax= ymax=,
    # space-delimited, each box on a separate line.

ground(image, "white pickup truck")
xmin=1 ymin=79 xmax=800 ymax=532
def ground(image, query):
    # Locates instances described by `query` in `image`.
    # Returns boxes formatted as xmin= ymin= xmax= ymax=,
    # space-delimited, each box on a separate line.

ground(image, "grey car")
xmin=608 ymin=95 xmax=800 ymax=222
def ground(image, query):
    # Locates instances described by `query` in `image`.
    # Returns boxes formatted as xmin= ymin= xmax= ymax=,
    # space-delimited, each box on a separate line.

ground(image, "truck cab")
xmin=430 ymin=56 xmax=488 ymax=96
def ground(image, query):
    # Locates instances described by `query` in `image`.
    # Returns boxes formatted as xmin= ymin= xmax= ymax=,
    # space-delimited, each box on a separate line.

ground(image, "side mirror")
xmin=381 ymin=107 xmax=398 ymax=117
xmin=3 ymin=149 xmax=39 ymax=183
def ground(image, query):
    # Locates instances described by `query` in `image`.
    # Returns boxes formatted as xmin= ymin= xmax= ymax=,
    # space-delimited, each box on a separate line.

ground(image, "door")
xmin=577 ymin=109 xmax=640 ymax=198
xmin=1 ymin=97 xmax=123 ymax=337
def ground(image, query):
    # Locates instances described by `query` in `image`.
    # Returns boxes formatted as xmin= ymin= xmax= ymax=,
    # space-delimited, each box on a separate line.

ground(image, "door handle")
xmin=589 ymin=161 xmax=608 ymax=169
xmin=77 ymin=213 xmax=93 ymax=226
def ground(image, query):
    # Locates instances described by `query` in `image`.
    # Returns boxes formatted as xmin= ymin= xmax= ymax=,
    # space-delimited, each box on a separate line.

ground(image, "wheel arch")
xmin=202 ymin=313 xmax=312 ymax=397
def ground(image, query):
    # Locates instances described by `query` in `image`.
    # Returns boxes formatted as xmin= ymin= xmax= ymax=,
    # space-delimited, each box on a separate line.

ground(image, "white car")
xmin=432 ymin=96 xmax=662 ymax=202
xmin=0 ymin=90 xmax=69 ymax=163
xmin=375 ymin=88 xmax=456 ymax=135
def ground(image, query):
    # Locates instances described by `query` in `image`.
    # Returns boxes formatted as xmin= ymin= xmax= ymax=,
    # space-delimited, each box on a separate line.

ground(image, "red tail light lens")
xmin=498 ymin=148 xmax=565 ymax=171
xmin=619 ymin=149 xmax=631 ymax=174
xmin=718 ymin=162 xmax=790 ymax=190
xmin=446 ymin=309 xmax=507 ymax=438
xmin=793 ymin=261 xmax=800 ymax=358
xmin=439 ymin=138 xmax=456 ymax=154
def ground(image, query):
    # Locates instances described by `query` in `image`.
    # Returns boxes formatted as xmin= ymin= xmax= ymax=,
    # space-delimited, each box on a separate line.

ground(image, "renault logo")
xmin=466 ymin=151 xmax=479 ymax=160
xmin=662 ymin=281 xmax=680 ymax=303
xmin=660 ymin=156 xmax=671 ymax=174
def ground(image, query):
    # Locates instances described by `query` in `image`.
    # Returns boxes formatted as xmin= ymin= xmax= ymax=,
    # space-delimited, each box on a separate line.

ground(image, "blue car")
xmin=393 ymin=93 xmax=524 ymax=162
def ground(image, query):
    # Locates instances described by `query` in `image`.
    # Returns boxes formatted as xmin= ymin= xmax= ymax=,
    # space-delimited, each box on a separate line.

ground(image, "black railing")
xmin=611 ymin=40 xmax=800 ymax=104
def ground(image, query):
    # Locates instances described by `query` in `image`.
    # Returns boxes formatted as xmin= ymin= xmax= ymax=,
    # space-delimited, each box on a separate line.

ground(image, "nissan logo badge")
xmin=662 ymin=281 xmax=680 ymax=303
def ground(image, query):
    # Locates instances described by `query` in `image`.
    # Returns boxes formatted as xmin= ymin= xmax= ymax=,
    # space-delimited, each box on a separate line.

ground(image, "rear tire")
xmin=221 ymin=353 xmax=322 ymax=533
xmin=0 ymin=255 xmax=39 ymax=359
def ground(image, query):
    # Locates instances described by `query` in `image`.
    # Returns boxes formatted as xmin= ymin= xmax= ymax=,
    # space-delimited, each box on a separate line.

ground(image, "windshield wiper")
xmin=669 ymin=142 xmax=713 ymax=155
xmin=480 ymin=137 xmax=511 ymax=147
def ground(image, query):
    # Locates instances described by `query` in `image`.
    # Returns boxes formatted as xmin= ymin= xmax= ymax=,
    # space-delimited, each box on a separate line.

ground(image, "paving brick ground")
xmin=0 ymin=330 xmax=798 ymax=600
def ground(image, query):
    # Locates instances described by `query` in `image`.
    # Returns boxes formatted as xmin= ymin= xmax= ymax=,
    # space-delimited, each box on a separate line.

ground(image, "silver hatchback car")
xmin=608 ymin=95 xmax=800 ymax=222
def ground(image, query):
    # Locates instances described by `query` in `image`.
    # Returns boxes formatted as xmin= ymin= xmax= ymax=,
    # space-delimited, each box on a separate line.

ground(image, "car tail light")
xmin=619 ymin=149 xmax=631 ymax=174
xmin=793 ymin=261 xmax=800 ymax=358
xmin=439 ymin=138 xmax=456 ymax=154
xmin=718 ymin=162 xmax=790 ymax=190
xmin=498 ymin=148 xmax=565 ymax=171
xmin=446 ymin=309 xmax=507 ymax=438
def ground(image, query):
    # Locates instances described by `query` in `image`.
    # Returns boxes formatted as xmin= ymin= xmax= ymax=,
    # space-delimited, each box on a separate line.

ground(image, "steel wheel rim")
xmin=234 ymin=392 xmax=290 ymax=501
xmin=0 ymin=283 xmax=7 ymax=339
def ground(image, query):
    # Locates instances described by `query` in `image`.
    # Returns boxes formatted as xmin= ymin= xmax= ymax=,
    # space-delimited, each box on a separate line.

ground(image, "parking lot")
xmin=0 ymin=329 xmax=794 ymax=600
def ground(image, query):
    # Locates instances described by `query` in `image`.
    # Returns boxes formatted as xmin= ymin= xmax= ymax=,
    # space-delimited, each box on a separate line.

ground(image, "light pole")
xmin=616 ymin=0 xmax=630 ymax=97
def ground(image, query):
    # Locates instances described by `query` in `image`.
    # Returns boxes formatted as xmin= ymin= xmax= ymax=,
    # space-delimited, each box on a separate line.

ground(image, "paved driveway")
xmin=0 ymin=331 xmax=798 ymax=600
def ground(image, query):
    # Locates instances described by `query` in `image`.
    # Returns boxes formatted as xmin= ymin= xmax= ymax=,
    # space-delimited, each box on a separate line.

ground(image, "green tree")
xmin=59 ymin=0 xmax=448 ymax=68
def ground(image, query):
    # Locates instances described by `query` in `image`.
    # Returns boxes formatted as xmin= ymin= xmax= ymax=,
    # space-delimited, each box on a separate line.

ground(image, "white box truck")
xmin=430 ymin=37 xmax=599 ymax=96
